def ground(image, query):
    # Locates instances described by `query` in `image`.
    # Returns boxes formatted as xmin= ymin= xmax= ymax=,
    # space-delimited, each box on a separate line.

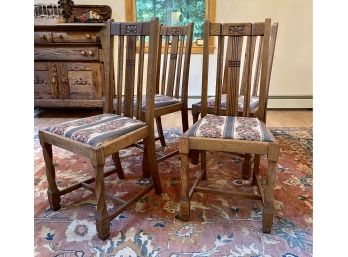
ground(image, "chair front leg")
xmin=90 ymin=149 xmax=110 ymax=240
xmin=155 ymin=116 xmax=166 ymax=147
xmin=40 ymin=140 xmax=61 ymax=211
xmin=262 ymin=158 xmax=276 ymax=233
xmin=179 ymin=137 xmax=190 ymax=221
xmin=262 ymin=143 xmax=279 ymax=233
xmin=189 ymin=109 xmax=199 ymax=165
xmin=179 ymin=152 xmax=190 ymax=221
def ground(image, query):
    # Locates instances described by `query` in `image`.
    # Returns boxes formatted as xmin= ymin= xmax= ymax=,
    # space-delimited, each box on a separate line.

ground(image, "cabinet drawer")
xmin=34 ymin=70 xmax=52 ymax=99
xmin=52 ymin=31 xmax=98 ymax=43
xmin=68 ymin=70 xmax=96 ymax=100
xmin=34 ymin=47 xmax=99 ymax=61
xmin=34 ymin=32 xmax=53 ymax=43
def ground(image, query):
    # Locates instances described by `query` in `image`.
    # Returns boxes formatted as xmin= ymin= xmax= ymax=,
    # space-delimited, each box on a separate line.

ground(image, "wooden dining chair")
xmin=190 ymin=22 xmax=279 ymax=169
xmin=39 ymin=18 xmax=162 ymax=240
xmin=112 ymin=23 xmax=194 ymax=163
xmin=178 ymin=19 xmax=280 ymax=233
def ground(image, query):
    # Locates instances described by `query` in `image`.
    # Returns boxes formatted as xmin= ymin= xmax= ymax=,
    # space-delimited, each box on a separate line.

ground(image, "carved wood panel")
xmin=34 ymin=70 xmax=51 ymax=99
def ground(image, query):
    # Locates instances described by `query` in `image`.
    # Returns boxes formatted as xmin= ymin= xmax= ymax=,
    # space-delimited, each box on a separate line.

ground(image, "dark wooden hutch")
xmin=34 ymin=1 xmax=112 ymax=108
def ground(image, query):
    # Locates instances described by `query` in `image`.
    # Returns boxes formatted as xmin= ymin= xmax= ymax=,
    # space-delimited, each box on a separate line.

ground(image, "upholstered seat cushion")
xmin=192 ymin=94 xmax=259 ymax=113
xmin=188 ymin=114 xmax=273 ymax=142
xmin=113 ymin=94 xmax=181 ymax=111
xmin=45 ymin=114 xmax=146 ymax=146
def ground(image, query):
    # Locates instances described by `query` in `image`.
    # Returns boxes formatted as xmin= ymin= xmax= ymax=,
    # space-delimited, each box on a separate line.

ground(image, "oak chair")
xmin=178 ymin=19 xmax=280 ymax=233
xmin=113 ymin=23 xmax=194 ymax=162
xmin=39 ymin=18 xmax=162 ymax=240
xmin=190 ymin=22 xmax=279 ymax=170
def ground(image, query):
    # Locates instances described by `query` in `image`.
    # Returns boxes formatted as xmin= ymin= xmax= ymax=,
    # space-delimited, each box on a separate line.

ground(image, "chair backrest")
xmin=156 ymin=23 xmax=194 ymax=103
xmin=103 ymin=18 xmax=160 ymax=125
xmin=201 ymin=19 xmax=272 ymax=122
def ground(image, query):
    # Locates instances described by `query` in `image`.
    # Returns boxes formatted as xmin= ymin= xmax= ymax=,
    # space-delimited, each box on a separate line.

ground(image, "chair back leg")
xmin=155 ymin=117 xmax=166 ymax=147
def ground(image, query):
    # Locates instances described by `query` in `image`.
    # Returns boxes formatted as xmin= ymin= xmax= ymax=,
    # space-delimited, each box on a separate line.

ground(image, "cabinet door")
xmin=34 ymin=63 xmax=52 ymax=99
xmin=65 ymin=63 xmax=104 ymax=100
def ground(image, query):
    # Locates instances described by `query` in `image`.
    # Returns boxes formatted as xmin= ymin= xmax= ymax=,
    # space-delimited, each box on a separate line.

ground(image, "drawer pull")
xmin=73 ymin=78 xmax=89 ymax=85
xmin=86 ymin=34 xmax=91 ymax=39
xmin=57 ymin=34 xmax=63 ymax=38
xmin=39 ymin=34 xmax=47 ymax=39
xmin=34 ymin=77 xmax=45 ymax=84
xmin=51 ymin=78 xmax=56 ymax=83
xmin=81 ymin=50 xmax=86 ymax=56
xmin=87 ymin=50 xmax=94 ymax=56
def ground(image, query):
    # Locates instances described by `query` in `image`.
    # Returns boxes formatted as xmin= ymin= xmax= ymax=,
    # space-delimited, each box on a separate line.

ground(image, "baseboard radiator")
xmin=187 ymin=95 xmax=313 ymax=109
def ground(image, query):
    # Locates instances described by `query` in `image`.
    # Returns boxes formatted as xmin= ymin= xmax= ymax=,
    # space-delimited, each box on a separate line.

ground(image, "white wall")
xmin=214 ymin=0 xmax=313 ymax=108
xmin=35 ymin=0 xmax=313 ymax=108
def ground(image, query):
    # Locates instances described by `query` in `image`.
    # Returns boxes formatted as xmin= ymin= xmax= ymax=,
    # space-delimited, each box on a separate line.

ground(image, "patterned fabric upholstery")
xmin=193 ymin=95 xmax=259 ymax=113
xmin=188 ymin=114 xmax=273 ymax=142
xmin=113 ymin=94 xmax=181 ymax=111
xmin=45 ymin=114 xmax=146 ymax=146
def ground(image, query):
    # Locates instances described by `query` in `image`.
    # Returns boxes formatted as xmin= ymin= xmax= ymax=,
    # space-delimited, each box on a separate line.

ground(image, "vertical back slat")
xmin=223 ymin=37 xmax=244 ymax=94
xmin=222 ymin=37 xmax=232 ymax=94
xmin=240 ymin=36 xmax=257 ymax=95
xmin=226 ymin=36 xmax=242 ymax=116
xmin=252 ymin=36 xmax=263 ymax=96
xmin=180 ymin=23 xmax=193 ymax=104
xmin=166 ymin=35 xmax=179 ymax=96
xmin=161 ymin=35 xmax=170 ymax=95
xmin=136 ymin=35 xmax=145 ymax=119
xmin=214 ymin=35 xmax=224 ymax=115
xmin=124 ymin=36 xmax=136 ymax=118
xmin=242 ymin=35 xmax=253 ymax=116
xmin=201 ymin=21 xmax=211 ymax=117
xmin=116 ymin=35 xmax=124 ymax=115
xmin=155 ymin=33 xmax=162 ymax=94
xmin=174 ymin=35 xmax=185 ymax=98
xmin=257 ymin=19 xmax=271 ymax=122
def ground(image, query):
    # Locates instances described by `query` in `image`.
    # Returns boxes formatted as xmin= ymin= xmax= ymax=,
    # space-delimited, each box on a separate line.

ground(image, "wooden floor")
xmin=35 ymin=109 xmax=313 ymax=129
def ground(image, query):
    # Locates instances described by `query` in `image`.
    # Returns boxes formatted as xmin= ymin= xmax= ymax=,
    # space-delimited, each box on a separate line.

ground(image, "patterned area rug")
xmin=34 ymin=127 xmax=312 ymax=257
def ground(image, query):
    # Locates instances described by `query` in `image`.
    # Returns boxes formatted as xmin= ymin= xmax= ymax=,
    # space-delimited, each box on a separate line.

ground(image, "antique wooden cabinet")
xmin=34 ymin=23 xmax=107 ymax=108
xmin=34 ymin=2 xmax=112 ymax=108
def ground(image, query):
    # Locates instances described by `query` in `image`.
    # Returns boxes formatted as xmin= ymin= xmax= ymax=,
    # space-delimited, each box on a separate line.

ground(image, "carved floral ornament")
xmin=170 ymin=27 xmax=181 ymax=35
xmin=125 ymin=25 xmax=137 ymax=34
xmin=229 ymin=25 xmax=244 ymax=33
